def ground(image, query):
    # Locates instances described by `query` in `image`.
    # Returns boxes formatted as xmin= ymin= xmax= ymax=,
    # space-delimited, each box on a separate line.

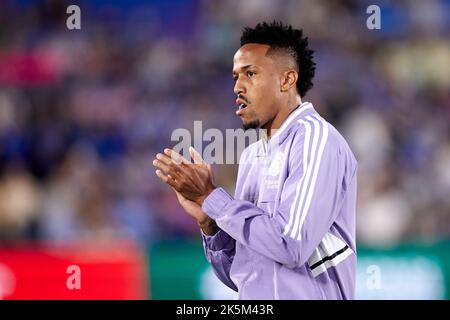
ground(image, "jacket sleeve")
xmin=201 ymin=118 xmax=356 ymax=269
xmin=199 ymin=146 xmax=253 ymax=292
xmin=200 ymin=229 xmax=238 ymax=291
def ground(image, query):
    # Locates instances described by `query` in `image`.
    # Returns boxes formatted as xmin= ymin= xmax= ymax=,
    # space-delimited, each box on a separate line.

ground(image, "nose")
xmin=234 ymin=78 xmax=245 ymax=96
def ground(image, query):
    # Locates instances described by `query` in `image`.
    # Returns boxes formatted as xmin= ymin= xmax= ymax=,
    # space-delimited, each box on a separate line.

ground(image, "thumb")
xmin=170 ymin=186 xmax=184 ymax=199
xmin=189 ymin=146 xmax=204 ymax=164
xmin=170 ymin=185 xmax=180 ymax=194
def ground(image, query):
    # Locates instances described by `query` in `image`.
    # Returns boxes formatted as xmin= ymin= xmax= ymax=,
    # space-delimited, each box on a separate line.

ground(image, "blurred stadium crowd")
xmin=0 ymin=0 xmax=449 ymax=248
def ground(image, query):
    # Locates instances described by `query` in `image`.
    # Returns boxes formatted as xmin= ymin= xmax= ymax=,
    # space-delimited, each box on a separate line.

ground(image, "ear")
xmin=280 ymin=70 xmax=298 ymax=92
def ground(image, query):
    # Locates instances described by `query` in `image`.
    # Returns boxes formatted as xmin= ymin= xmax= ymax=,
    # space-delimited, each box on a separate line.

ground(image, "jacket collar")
xmin=263 ymin=101 xmax=315 ymax=146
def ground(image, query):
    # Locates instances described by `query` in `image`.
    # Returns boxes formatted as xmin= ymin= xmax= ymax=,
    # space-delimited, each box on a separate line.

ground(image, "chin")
xmin=243 ymin=119 xmax=260 ymax=131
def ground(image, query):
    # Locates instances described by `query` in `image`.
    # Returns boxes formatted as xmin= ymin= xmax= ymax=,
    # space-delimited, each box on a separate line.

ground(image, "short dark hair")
xmin=240 ymin=21 xmax=316 ymax=97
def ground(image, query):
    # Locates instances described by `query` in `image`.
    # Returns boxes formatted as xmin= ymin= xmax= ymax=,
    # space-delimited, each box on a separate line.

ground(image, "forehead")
xmin=233 ymin=44 xmax=273 ymax=72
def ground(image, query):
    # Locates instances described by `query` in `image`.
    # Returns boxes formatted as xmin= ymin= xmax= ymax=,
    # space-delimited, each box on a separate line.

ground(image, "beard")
xmin=243 ymin=119 xmax=260 ymax=131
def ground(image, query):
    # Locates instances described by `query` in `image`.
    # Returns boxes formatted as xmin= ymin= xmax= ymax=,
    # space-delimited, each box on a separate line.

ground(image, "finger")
xmin=189 ymin=146 xmax=204 ymax=164
xmin=152 ymin=157 xmax=170 ymax=173
xmin=164 ymin=148 xmax=190 ymax=165
xmin=155 ymin=169 xmax=178 ymax=189
xmin=155 ymin=153 xmax=172 ymax=166
xmin=153 ymin=157 xmax=181 ymax=179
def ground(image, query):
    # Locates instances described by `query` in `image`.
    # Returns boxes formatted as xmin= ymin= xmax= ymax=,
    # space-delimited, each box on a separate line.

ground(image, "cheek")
xmin=253 ymin=77 xmax=279 ymax=102
xmin=257 ymin=78 xmax=280 ymax=109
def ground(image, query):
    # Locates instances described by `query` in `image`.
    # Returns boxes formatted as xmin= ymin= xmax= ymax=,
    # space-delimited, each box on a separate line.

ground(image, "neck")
xmin=264 ymin=95 xmax=302 ymax=139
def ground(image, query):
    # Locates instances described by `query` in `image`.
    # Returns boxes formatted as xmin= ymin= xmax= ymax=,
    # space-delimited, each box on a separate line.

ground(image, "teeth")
xmin=238 ymin=103 xmax=246 ymax=110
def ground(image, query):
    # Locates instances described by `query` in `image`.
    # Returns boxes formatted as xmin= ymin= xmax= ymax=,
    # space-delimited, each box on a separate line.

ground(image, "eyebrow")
xmin=232 ymin=64 xmax=256 ymax=76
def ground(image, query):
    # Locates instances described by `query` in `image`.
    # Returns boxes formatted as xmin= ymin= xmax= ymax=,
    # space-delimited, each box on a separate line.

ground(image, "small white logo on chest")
xmin=259 ymin=151 xmax=284 ymax=191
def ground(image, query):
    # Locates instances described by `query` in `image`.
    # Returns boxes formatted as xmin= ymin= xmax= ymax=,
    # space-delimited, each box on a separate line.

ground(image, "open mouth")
xmin=236 ymin=103 xmax=248 ymax=116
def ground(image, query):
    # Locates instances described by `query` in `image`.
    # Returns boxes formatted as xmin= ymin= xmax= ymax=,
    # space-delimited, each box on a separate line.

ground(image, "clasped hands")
xmin=153 ymin=146 xmax=215 ymax=208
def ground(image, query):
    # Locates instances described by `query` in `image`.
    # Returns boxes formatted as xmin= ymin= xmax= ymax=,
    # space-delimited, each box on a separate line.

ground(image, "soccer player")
xmin=153 ymin=21 xmax=358 ymax=299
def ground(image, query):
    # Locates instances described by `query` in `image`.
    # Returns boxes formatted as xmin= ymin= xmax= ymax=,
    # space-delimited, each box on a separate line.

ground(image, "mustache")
xmin=237 ymin=94 xmax=250 ymax=104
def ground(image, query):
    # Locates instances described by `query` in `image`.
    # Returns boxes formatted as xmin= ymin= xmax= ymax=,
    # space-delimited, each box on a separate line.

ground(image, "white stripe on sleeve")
xmin=296 ymin=115 xmax=329 ymax=240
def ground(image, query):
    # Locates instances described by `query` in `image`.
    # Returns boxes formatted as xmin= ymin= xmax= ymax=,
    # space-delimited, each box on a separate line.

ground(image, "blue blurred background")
xmin=0 ymin=0 xmax=449 ymax=299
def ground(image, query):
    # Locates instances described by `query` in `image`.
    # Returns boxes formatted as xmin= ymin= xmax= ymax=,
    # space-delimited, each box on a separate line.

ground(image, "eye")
xmin=247 ymin=71 xmax=256 ymax=77
xmin=232 ymin=75 xmax=238 ymax=82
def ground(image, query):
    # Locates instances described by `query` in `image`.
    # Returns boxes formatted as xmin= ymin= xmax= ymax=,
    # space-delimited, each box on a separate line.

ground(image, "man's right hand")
xmin=172 ymin=186 xmax=207 ymax=222
xmin=172 ymin=187 xmax=219 ymax=236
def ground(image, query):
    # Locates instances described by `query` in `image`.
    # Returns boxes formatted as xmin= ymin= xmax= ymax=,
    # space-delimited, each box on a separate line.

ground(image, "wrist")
xmin=196 ymin=186 xmax=215 ymax=206
xmin=198 ymin=216 xmax=219 ymax=236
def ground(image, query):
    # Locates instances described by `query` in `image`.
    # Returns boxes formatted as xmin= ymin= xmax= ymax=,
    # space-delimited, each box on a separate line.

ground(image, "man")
xmin=153 ymin=21 xmax=358 ymax=299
